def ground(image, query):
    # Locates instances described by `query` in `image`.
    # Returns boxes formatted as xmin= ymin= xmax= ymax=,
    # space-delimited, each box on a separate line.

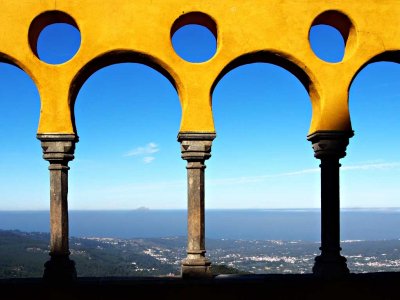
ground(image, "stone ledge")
xmin=1 ymin=273 xmax=400 ymax=300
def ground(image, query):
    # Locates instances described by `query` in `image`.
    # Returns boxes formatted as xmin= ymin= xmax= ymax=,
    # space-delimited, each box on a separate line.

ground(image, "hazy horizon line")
xmin=1 ymin=207 xmax=400 ymax=212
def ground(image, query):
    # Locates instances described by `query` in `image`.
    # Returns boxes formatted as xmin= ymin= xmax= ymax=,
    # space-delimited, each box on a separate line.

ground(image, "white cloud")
xmin=207 ymin=162 xmax=400 ymax=187
xmin=143 ymin=156 xmax=155 ymax=164
xmin=125 ymin=142 xmax=159 ymax=157
xmin=341 ymin=162 xmax=400 ymax=171
xmin=124 ymin=143 xmax=160 ymax=163
xmin=69 ymin=161 xmax=400 ymax=209
xmin=207 ymin=168 xmax=319 ymax=186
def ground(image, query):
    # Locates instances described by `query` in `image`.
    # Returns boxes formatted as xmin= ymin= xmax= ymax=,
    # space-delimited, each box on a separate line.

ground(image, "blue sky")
xmin=0 ymin=23 xmax=399 ymax=210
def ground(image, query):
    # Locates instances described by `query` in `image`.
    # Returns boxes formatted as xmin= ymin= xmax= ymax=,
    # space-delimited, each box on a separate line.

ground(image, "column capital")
xmin=307 ymin=131 xmax=354 ymax=159
xmin=37 ymin=134 xmax=78 ymax=164
xmin=177 ymin=132 xmax=216 ymax=161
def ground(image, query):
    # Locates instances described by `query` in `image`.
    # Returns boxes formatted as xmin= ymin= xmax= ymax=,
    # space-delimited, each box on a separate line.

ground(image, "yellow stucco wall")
xmin=0 ymin=0 xmax=398 ymax=136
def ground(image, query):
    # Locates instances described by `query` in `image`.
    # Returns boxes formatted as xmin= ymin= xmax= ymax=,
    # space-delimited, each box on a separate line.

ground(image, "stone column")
xmin=308 ymin=131 xmax=353 ymax=278
xmin=37 ymin=134 xmax=77 ymax=281
xmin=178 ymin=132 xmax=216 ymax=278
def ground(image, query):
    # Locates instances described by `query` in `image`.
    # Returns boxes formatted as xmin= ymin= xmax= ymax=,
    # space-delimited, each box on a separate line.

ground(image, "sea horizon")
xmin=1 ymin=208 xmax=400 ymax=242
xmin=1 ymin=206 xmax=400 ymax=212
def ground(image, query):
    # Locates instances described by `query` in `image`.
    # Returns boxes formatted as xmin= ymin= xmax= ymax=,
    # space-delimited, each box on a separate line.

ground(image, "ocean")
xmin=0 ymin=208 xmax=399 ymax=241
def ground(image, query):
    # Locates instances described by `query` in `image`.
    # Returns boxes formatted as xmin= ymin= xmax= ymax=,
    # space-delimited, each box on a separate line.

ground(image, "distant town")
xmin=1 ymin=229 xmax=400 ymax=278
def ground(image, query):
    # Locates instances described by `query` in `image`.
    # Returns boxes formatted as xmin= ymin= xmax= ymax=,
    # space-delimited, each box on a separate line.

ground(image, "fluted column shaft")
xmin=37 ymin=134 xmax=77 ymax=281
xmin=308 ymin=131 xmax=353 ymax=278
xmin=178 ymin=132 xmax=215 ymax=278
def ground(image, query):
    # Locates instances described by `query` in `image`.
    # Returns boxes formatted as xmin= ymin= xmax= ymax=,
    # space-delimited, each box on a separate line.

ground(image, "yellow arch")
xmin=349 ymin=50 xmax=400 ymax=93
xmin=210 ymin=50 xmax=318 ymax=134
xmin=0 ymin=0 xmax=397 ymax=136
xmin=69 ymin=50 xmax=181 ymax=135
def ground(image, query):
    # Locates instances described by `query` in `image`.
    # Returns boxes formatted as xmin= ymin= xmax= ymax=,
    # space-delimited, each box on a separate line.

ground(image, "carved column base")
xmin=43 ymin=255 xmax=77 ymax=282
xmin=313 ymin=253 xmax=349 ymax=278
xmin=181 ymin=257 xmax=212 ymax=278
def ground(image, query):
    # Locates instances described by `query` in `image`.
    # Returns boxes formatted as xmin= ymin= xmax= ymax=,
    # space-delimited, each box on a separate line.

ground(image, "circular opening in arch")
xmin=171 ymin=12 xmax=217 ymax=63
xmin=29 ymin=11 xmax=81 ymax=64
xmin=309 ymin=10 xmax=355 ymax=63
xmin=309 ymin=25 xmax=345 ymax=63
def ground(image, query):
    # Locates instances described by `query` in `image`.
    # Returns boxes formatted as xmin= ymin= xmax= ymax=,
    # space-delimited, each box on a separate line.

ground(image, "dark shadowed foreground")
xmin=2 ymin=273 xmax=400 ymax=300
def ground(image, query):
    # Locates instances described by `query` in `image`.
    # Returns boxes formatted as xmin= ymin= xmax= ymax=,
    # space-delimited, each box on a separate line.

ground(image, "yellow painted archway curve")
xmin=69 ymin=50 xmax=182 ymax=136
